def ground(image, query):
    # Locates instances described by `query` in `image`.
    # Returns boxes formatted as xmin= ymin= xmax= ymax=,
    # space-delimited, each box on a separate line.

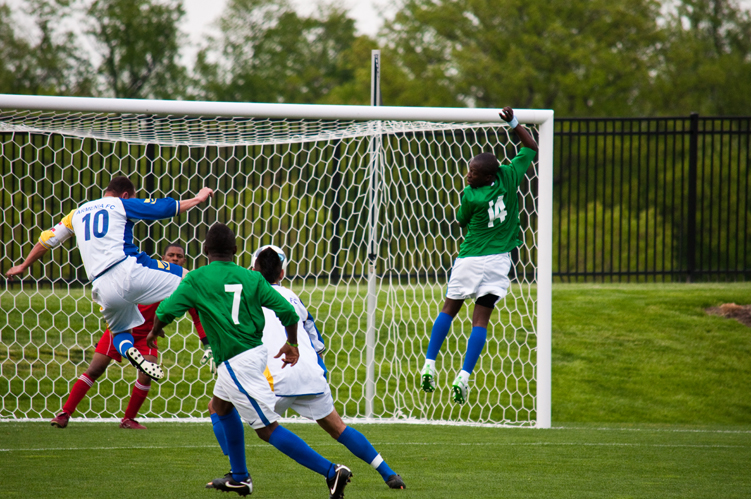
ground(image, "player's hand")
xmin=5 ymin=265 xmax=27 ymax=279
xmin=274 ymin=343 xmax=299 ymax=368
xmin=201 ymin=346 xmax=216 ymax=375
xmin=196 ymin=187 xmax=214 ymax=203
xmin=146 ymin=329 xmax=164 ymax=349
xmin=499 ymin=106 xmax=514 ymax=123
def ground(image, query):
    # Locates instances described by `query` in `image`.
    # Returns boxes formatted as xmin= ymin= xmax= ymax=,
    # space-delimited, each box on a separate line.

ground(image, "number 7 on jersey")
xmin=224 ymin=284 xmax=243 ymax=325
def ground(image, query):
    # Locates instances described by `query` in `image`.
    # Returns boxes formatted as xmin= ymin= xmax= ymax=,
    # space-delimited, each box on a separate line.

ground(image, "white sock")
xmin=458 ymin=370 xmax=470 ymax=381
xmin=424 ymin=359 xmax=436 ymax=370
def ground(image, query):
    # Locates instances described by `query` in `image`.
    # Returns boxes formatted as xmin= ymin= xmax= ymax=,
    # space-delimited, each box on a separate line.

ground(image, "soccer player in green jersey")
xmin=147 ymin=223 xmax=352 ymax=498
xmin=420 ymin=107 xmax=539 ymax=405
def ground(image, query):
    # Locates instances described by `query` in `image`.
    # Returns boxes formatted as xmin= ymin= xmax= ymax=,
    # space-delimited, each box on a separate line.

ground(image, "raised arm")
xmin=500 ymin=107 xmax=538 ymax=152
xmin=179 ymin=187 xmax=215 ymax=214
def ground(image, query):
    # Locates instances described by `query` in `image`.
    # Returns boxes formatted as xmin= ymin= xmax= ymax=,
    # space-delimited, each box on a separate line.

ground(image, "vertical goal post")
xmin=0 ymin=94 xmax=553 ymax=428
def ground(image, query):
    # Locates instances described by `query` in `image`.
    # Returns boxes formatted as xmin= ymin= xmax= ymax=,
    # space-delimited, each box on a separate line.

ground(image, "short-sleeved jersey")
xmin=155 ymin=261 xmax=299 ymax=365
xmin=456 ymin=147 xmax=536 ymax=257
xmin=262 ymin=285 xmax=328 ymax=397
xmin=38 ymin=197 xmax=180 ymax=280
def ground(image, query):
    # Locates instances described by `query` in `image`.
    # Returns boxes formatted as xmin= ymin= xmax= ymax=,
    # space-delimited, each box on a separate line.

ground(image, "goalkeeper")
xmin=420 ymin=107 xmax=538 ymax=404
xmin=147 ymin=223 xmax=352 ymax=498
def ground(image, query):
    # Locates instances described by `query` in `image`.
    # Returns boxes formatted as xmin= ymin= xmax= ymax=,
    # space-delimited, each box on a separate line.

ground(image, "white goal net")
xmin=0 ymin=96 xmax=552 ymax=427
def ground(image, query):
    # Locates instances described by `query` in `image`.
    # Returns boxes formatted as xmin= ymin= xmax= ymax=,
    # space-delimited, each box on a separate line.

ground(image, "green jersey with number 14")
xmin=155 ymin=260 xmax=299 ymax=365
xmin=456 ymin=147 xmax=537 ymax=258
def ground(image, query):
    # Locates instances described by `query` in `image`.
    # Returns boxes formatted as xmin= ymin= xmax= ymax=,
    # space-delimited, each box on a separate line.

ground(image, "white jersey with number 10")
xmin=38 ymin=197 xmax=180 ymax=280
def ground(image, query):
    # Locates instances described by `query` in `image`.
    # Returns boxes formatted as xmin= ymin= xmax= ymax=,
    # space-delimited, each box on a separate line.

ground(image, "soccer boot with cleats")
xmin=206 ymin=474 xmax=253 ymax=496
xmin=386 ymin=474 xmax=406 ymax=489
xmin=120 ymin=418 xmax=147 ymax=429
xmin=420 ymin=363 xmax=436 ymax=393
xmin=326 ymin=464 xmax=352 ymax=499
xmin=124 ymin=347 xmax=164 ymax=380
xmin=451 ymin=374 xmax=469 ymax=404
xmin=50 ymin=411 xmax=70 ymax=428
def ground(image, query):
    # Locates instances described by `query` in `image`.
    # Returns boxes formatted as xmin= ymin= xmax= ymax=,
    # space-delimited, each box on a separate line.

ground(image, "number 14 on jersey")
xmin=487 ymin=195 xmax=507 ymax=227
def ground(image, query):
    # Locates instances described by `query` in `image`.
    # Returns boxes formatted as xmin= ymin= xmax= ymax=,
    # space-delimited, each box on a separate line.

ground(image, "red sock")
xmin=62 ymin=374 xmax=95 ymax=416
xmin=123 ymin=380 xmax=151 ymax=420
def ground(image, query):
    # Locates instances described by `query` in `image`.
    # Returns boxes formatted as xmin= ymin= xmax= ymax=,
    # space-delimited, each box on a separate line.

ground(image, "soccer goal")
xmin=0 ymin=95 xmax=553 ymax=428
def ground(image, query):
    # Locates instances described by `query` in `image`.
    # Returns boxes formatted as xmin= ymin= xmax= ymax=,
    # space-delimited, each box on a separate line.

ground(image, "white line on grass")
xmin=1 ymin=442 xmax=748 ymax=453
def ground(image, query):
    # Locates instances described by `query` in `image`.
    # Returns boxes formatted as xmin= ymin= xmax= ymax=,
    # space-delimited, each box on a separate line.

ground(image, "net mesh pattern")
xmin=1 ymin=109 xmax=539 ymax=426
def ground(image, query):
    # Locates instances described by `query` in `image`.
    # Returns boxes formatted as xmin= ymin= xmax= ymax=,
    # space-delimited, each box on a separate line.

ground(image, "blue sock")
xmin=210 ymin=412 xmax=229 ymax=456
xmin=337 ymin=426 xmax=395 ymax=481
xmin=268 ymin=425 xmax=335 ymax=479
xmin=219 ymin=409 xmax=248 ymax=482
xmin=426 ymin=312 xmax=453 ymax=360
xmin=112 ymin=332 xmax=135 ymax=357
xmin=462 ymin=326 xmax=487 ymax=374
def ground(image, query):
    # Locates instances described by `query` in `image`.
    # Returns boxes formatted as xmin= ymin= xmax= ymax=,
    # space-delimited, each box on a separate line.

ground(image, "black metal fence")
xmin=554 ymin=114 xmax=750 ymax=282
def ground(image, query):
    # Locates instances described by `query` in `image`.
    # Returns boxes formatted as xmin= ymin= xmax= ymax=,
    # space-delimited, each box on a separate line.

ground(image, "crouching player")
xmin=50 ymin=243 xmax=206 ymax=430
xmin=420 ymin=107 xmax=538 ymax=404
xmin=210 ymin=245 xmax=405 ymax=490
xmin=147 ymin=224 xmax=352 ymax=498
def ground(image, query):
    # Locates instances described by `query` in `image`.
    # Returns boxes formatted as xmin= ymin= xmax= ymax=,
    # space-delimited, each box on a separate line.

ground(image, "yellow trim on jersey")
xmin=263 ymin=365 xmax=274 ymax=391
xmin=38 ymin=209 xmax=76 ymax=249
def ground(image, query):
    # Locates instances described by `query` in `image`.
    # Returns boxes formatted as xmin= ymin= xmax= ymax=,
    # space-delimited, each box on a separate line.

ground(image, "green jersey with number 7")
xmin=456 ymin=147 xmax=537 ymax=258
xmin=155 ymin=260 xmax=299 ymax=365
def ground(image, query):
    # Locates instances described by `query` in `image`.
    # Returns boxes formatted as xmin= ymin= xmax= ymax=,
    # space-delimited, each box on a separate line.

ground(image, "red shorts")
xmin=95 ymin=329 xmax=158 ymax=362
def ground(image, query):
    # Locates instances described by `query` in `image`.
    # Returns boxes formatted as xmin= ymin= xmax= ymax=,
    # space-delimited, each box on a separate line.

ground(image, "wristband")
xmin=508 ymin=116 xmax=519 ymax=128
xmin=286 ymin=341 xmax=299 ymax=348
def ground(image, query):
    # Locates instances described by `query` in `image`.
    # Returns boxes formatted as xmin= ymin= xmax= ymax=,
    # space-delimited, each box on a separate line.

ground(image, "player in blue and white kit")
xmin=209 ymin=245 xmax=406 ymax=490
xmin=6 ymin=176 xmax=214 ymax=380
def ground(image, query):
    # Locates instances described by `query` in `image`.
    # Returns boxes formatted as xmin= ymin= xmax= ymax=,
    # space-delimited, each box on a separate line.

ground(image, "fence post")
xmin=687 ymin=113 xmax=699 ymax=282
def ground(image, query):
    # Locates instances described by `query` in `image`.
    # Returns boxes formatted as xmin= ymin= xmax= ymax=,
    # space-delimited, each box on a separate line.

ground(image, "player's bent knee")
xmin=475 ymin=294 xmax=500 ymax=309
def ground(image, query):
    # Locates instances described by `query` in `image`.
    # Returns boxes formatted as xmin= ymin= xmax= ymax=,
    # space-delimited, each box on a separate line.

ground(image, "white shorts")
xmin=214 ymin=346 xmax=280 ymax=429
xmin=446 ymin=253 xmax=512 ymax=302
xmin=274 ymin=384 xmax=335 ymax=421
xmin=91 ymin=256 xmax=183 ymax=333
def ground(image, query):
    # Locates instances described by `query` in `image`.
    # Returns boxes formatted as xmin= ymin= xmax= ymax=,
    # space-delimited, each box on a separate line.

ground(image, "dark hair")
xmin=105 ymin=176 xmax=136 ymax=197
xmin=470 ymin=153 xmax=500 ymax=177
xmin=204 ymin=223 xmax=236 ymax=257
xmin=162 ymin=242 xmax=185 ymax=254
xmin=255 ymin=247 xmax=282 ymax=284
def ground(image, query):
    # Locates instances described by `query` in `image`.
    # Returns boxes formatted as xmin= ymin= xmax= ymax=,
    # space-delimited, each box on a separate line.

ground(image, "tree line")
xmin=1 ymin=0 xmax=750 ymax=116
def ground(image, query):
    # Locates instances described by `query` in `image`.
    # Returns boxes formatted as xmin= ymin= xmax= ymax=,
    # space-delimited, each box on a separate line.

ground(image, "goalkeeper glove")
xmin=200 ymin=345 xmax=216 ymax=375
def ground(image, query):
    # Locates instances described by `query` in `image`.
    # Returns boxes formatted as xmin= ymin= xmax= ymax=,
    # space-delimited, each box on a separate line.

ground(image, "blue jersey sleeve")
xmin=122 ymin=198 xmax=179 ymax=221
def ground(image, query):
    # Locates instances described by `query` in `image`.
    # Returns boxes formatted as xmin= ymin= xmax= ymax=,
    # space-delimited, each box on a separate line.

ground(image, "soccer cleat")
xmin=206 ymin=474 xmax=253 ymax=496
xmin=420 ymin=363 xmax=436 ymax=393
xmin=50 ymin=411 xmax=70 ymax=428
xmin=451 ymin=374 xmax=469 ymax=404
xmin=326 ymin=464 xmax=352 ymax=499
xmin=386 ymin=474 xmax=406 ymax=489
xmin=119 ymin=418 xmax=147 ymax=430
xmin=124 ymin=347 xmax=164 ymax=380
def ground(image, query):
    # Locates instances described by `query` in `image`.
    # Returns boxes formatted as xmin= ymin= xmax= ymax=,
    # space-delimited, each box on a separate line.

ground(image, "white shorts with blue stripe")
xmin=91 ymin=255 xmax=183 ymax=333
xmin=214 ymin=345 xmax=280 ymax=429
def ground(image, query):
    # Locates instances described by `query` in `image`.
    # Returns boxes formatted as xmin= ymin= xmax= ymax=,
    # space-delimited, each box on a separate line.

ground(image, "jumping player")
xmin=420 ymin=107 xmax=538 ymax=404
xmin=147 ymin=223 xmax=352 ymax=498
xmin=48 ymin=243 xmax=207 ymax=430
xmin=5 ymin=176 xmax=214 ymax=382
xmin=209 ymin=245 xmax=405 ymax=490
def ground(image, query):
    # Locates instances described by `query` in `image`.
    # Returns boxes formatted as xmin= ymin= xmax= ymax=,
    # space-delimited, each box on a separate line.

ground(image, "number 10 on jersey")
xmin=487 ymin=195 xmax=507 ymax=227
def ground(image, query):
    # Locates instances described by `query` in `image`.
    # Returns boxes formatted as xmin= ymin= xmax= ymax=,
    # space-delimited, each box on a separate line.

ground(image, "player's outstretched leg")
xmin=452 ymin=299 xmax=495 ymax=404
xmin=52 ymin=353 xmax=111 ymax=428
xmin=259 ymin=423 xmax=352 ymax=499
xmin=319 ymin=411 xmax=405 ymax=490
xmin=113 ymin=332 xmax=164 ymax=380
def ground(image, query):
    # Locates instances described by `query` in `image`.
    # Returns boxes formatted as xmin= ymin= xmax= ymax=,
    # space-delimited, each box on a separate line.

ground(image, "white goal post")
xmin=0 ymin=95 xmax=553 ymax=428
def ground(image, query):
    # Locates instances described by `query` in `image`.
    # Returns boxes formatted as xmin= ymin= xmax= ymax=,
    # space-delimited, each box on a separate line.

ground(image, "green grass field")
xmin=2 ymin=283 xmax=751 ymax=497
